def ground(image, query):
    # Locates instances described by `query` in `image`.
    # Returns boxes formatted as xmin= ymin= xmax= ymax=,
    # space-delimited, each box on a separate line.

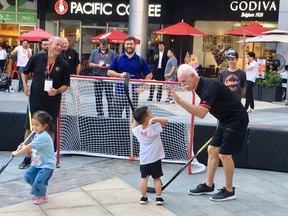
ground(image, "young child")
xmin=11 ymin=111 xmax=56 ymax=205
xmin=132 ymin=106 xmax=168 ymax=205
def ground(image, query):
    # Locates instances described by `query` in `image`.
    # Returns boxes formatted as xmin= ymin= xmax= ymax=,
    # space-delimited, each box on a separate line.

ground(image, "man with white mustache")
xmin=169 ymin=64 xmax=248 ymax=202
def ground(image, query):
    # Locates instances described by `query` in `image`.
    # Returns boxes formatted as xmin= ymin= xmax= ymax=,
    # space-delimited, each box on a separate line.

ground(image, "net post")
xmin=56 ymin=109 xmax=61 ymax=167
xmin=129 ymin=119 xmax=135 ymax=161
xmin=129 ymin=84 xmax=135 ymax=161
xmin=188 ymin=90 xmax=196 ymax=175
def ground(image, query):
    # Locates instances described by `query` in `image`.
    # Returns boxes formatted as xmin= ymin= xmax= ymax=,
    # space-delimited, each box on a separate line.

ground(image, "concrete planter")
xmin=252 ymin=83 xmax=262 ymax=100
xmin=261 ymin=86 xmax=282 ymax=102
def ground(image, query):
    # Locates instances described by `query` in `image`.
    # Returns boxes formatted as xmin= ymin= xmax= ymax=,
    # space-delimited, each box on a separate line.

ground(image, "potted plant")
xmin=256 ymin=71 xmax=282 ymax=102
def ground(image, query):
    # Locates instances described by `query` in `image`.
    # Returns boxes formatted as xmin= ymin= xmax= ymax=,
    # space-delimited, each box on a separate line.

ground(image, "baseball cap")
xmin=225 ymin=50 xmax=238 ymax=59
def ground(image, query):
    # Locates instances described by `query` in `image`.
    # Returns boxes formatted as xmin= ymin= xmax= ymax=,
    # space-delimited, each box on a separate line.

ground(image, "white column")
xmin=128 ymin=0 xmax=148 ymax=58
xmin=276 ymin=0 xmax=288 ymax=66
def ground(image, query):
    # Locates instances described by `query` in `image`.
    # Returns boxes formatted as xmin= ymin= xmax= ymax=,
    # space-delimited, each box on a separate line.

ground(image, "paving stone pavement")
xmin=1 ymin=153 xmax=288 ymax=216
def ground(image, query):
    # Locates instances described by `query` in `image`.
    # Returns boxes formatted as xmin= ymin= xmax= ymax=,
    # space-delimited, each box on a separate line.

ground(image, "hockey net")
xmin=59 ymin=75 xmax=195 ymax=164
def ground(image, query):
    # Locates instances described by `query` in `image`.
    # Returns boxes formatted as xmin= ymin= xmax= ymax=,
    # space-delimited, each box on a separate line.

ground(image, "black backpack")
xmin=0 ymin=77 xmax=11 ymax=92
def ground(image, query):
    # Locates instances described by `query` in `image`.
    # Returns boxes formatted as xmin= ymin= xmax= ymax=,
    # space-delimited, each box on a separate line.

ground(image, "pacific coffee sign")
xmin=229 ymin=0 xmax=277 ymax=19
xmin=54 ymin=0 xmax=161 ymax=17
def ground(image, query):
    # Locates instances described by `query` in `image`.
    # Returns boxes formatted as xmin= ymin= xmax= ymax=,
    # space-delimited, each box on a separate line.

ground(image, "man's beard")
xmin=125 ymin=48 xmax=134 ymax=54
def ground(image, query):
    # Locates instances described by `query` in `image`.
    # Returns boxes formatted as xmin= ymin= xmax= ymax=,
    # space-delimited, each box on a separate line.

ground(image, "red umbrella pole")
xmin=180 ymin=40 xmax=183 ymax=64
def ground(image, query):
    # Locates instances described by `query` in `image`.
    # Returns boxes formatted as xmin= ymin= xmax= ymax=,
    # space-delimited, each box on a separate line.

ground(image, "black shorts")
xmin=211 ymin=125 xmax=247 ymax=155
xmin=24 ymin=104 xmax=58 ymax=132
xmin=140 ymin=159 xmax=163 ymax=179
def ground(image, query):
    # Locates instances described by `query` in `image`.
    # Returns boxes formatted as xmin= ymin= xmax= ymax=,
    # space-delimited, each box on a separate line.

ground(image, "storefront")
xmin=0 ymin=0 xmax=38 ymax=51
xmin=38 ymin=0 xmax=279 ymax=69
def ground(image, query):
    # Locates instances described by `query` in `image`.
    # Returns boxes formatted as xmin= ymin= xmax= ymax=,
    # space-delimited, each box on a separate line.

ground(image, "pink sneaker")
xmin=34 ymin=196 xmax=48 ymax=205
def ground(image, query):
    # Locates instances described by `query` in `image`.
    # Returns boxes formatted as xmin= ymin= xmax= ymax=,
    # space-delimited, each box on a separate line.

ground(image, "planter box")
xmin=252 ymin=84 xmax=262 ymax=100
xmin=261 ymin=86 xmax=282 ymax=102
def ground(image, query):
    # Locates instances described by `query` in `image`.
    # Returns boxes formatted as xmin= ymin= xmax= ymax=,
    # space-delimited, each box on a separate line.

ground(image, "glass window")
xmin=82 ymin=28 xmax=106 ymax=61
xmin=0 ymin=24 xmax=19 ymax=48
xmin=59 ymin=20 xmax=80 ymax=53
xmin=82 ymin=20 xmax=107 ymax=26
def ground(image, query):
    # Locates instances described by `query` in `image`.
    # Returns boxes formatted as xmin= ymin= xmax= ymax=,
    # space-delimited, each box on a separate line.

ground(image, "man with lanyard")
xmin=108 ymin=36 xmax=152 ymax=118
xmin=219 ymin=50 xmax=246 ymax=101
xmin=61 ymin=37 xmax=81 ymax=75
xmin=88 ymin=38 xmax=115 ymax=117
xmin=18 ymin=37 xmax=70 ymax=169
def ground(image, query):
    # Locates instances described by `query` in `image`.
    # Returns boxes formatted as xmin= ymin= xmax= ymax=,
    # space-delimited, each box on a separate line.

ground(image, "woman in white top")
xmin=280 ymin=65 xmax=288 ymax=99
xmin=0 ymin=44 xmax=7 ymax=73
xmin=245 ymin=52 xmax=258 ymax=112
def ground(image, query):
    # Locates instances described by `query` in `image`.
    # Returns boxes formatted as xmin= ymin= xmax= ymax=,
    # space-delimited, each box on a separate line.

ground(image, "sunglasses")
xmin=225 ymin=50 xmax=237 ymax=58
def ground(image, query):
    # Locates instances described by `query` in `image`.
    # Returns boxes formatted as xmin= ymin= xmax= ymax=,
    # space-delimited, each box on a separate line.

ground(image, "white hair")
xmin=177 ymin=64 xmax=198 ymax=77
xmin=49 ymin=36 xmax=64 ymax=43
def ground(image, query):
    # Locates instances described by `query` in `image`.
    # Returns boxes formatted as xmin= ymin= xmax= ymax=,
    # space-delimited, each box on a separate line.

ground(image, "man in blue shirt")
xmin=108 ymin=36 xmax=152 ymax=118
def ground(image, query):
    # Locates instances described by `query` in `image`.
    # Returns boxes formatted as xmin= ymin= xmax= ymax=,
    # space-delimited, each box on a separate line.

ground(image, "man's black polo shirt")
xmin=61 ymin=47 xmax=80 ymax=75
xmin=24 ymin=52 xmax=70 ymax=110
xmin=196 ymin=77 xmax=249 ymax=128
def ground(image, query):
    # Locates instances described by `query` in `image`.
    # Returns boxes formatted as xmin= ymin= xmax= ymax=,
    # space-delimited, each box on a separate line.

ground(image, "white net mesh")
xmin=59 ymin=76 xmax=195 ymax=163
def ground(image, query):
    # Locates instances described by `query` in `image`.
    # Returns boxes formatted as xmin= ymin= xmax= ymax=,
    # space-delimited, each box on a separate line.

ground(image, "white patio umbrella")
xmin=242 ymin=35 xmax=288 ymax=43
xmin=262 ymin=29 xmax=288 ymax=34
xmin=237 ymin=29 xmax=288 ymax=43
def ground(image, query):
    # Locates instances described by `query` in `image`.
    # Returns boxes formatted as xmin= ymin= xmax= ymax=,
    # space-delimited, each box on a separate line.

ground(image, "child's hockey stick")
xmin=0 ymin=131 xmax=35 ymax=174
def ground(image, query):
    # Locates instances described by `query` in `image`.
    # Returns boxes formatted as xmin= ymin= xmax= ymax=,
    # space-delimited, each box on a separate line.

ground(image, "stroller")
xmin=0 ymin=58 xmax=12 ymax=92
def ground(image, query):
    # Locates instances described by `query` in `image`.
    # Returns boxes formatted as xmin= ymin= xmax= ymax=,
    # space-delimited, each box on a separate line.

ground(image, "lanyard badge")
xmin=44 ymin=60 xmax=55 ymax=91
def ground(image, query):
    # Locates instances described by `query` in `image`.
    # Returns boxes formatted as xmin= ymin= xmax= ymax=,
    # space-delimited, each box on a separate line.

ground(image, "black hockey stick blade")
xmin=0 ymin=157 xmax=13 ymax=174
xmin=0 ymin=131 xmax=35 ymax=174
xmin=146 ymin=138 xmax=212 ymax=193
xmin=124 ymin=73 xmax=135 ymax=112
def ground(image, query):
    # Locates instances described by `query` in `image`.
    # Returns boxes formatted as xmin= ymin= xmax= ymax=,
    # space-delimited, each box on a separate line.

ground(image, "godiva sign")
xmin=229 ymin=0 xmax=277 ymax=19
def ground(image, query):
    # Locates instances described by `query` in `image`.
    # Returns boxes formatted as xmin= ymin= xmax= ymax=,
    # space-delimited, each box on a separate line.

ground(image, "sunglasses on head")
xmin=225 ymin=50 xmax=237 ymax=58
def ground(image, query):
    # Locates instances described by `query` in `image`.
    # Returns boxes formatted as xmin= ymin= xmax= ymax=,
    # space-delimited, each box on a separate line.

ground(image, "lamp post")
xmin=241 ymin=30 xmax=258 ymax=71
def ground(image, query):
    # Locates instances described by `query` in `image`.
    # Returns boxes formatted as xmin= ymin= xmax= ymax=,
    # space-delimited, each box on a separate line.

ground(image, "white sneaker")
xmin=191 ymin=161 xmax=206 ymax=174
xmin=247 ymin=108 xmax=254 ymax=113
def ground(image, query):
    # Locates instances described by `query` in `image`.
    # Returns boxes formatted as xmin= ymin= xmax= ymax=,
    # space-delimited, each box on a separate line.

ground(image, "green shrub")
xmin=256 ymin=71 xmax=282 ymax=87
